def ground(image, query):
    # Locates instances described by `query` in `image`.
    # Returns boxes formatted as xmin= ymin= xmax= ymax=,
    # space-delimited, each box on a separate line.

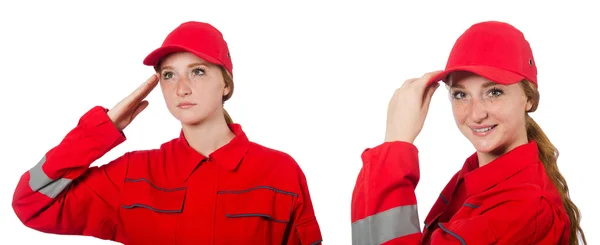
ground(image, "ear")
xmin=223 ymin=85 xmax=231 ymax=97
xmin=525 ymin=97 xmax=533 ymax=112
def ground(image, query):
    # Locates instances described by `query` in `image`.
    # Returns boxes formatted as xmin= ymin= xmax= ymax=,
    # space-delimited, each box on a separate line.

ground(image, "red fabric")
xmin=12 ymin=106 xmax=322 ymax=245
xmin=143 ymin=21 xmax=234 ymax=74
xmin=427 ymin=21 xmax=538 ymax=86
xmin=351 ymin=140 xmax=571 ymax=244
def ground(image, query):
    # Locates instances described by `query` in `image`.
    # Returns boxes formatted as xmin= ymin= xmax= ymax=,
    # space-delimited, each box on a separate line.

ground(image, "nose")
xmin=470 ymin=98 xmax=488 ymax=123
xmin=175 ymin=77 xmax=192 ymax=97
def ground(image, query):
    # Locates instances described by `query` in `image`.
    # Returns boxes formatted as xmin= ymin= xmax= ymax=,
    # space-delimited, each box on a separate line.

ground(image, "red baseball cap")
xmin=428 ymin=21 xmax=537 ymax=87
xmin=143 ymin=21 xmax=233 ymax=75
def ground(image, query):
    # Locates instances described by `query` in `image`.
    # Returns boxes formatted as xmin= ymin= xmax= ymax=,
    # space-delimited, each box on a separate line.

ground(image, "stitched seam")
xmin=225 ymin=213 xmax=288 ymax=223
xmin=217 ymin=185 xmax=298 ymax=197
xmin=438 ymin=223 xmax=466 ymax=245
xmin=439 ymin=194 xmax=449 ymax=204
xmin=463 ymin=203 xmax=479 ymax=208
xmin=124 ymin=178 xmax=187 ymax=192
xmin=121 ymin=204 xmax=182 ymax=213
xmin=531 ymin=198 xmax=543 ymax=244
xmin=309 ymin=239 xmax=323 ymax=245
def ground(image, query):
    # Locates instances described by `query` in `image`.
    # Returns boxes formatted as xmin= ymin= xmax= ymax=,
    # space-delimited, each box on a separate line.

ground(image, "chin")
xmin=462 ymin=127 xmax=508 ymax=155
xmin=178 ymin=117 xmax=205 ymax=125
xmin=471 ymin=140 xmax=504 ymax=154
xmin=179 ymin=114 xmax=209 ymax=125
xmin=169 ymin=109 xmax=209 ymax=126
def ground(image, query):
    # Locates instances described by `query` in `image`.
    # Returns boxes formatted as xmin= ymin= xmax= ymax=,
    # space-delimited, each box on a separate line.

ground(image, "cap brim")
xmin=143 ymin=44 xmax=224 ymax=69
xmin=427 ymin=65 xmax=525 ymax=86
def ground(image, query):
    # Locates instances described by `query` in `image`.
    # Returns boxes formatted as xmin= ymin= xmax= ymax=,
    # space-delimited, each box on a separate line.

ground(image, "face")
xmin=158 ymin=52 xmax=230 ymax=126
xmin=449 ymin=72 xmax=533 ymax=156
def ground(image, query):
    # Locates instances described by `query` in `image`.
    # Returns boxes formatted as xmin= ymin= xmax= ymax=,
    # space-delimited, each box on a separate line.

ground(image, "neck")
xmin=182 ymin=115 xmax=235 ymax=157
xmin=477 ymin=137 xmax=529 ymax=167
xmin=477 ymin=151 xmax=499 ymax=167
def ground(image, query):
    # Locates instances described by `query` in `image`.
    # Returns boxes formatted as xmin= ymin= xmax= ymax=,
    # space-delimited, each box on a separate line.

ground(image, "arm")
xmin=351 ymin=141 xmax=422 ymax=245
xmin=12 ymin=106 xmax=129 ymax=242
xmin=351 ymin=141 xmax=563 ymax=245
xmin=286 ymin=168 xmax=323 ymax=245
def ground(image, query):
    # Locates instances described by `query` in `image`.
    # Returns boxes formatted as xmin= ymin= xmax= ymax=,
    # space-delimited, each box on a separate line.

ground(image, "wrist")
xmin=384 ymin=131 xmax=415 ymax=143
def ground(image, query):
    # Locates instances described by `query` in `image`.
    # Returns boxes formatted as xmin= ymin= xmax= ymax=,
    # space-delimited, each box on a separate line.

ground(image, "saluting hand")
xmin=107 ymin=74 xmax=159 ymax=131
xmin=384 ymin=71 xmax=442 ymax=143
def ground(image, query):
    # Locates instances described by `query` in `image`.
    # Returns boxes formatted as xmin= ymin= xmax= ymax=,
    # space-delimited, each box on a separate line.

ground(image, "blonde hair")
xmin=219 ymin=66 xmax=234 ymax=124
xmin=520 ymin=80 xmax=586 ymax=245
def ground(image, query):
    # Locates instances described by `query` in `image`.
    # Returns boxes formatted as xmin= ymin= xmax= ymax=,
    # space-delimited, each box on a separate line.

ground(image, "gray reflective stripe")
xmin=28 ymin=155 xmax=73 ymax=198
xmin=352 ymin=204 xmax=420 ymax=245
xmin=438 ymin=223 xmax=466 ymax=245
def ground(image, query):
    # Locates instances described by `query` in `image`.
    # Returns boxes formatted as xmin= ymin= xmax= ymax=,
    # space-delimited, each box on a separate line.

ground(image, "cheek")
xmin=451 ymin=102 xmax=469 ymax=123
xmin=489 ymin=101 xmax=522 ymax=125
xmin=159 ymin=84 xmax=176 ymax=104
xmin=503 ymin=110 xmax=526 ymax=129
xmin=192 ymin=83 xmax=223 ymax=103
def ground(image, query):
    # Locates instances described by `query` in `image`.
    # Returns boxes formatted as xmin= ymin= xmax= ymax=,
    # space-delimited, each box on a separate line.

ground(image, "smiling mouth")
xmin=471 ymin=125 xmax=497 ymax=133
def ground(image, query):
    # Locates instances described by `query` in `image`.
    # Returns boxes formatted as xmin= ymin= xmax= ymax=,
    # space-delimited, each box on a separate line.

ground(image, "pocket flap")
xmin=218 ymin=186 xmax=296 ymax=223
xmin=121 ymin=178 xmax=186 ymax=213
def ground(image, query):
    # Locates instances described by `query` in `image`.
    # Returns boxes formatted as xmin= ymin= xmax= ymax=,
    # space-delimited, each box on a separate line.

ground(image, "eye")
xmin=452 ymin=91 xmax=466 ymax=100
xmin=191 ymin=68 xmax=205 ymax=76
xmin=487 ymin=88 xmax=504 ymax=97
xmin=162 ymin=71 xmax=174 ymax=80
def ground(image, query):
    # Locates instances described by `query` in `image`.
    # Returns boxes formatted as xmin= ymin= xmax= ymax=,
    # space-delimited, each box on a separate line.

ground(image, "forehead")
xmin=158 ymin=52 xmax=209 ymax=69
xmin=448 ymin=71 xmax=495 ymax=87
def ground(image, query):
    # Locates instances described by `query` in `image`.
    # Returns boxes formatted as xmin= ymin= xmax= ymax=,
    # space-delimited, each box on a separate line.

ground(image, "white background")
xmin=1 ymin=1 xmax=598 ymax=244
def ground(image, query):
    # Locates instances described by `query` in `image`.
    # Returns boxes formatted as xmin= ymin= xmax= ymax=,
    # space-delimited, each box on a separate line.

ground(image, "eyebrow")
xmin=450 ymin=81 xmax=498 ymax=89
xmin=159 ymin=63 xmax=208 ymax=73
xmin=482 ymin=81 xmax=498 ymax=88
xmin=450 ymin=83 xmax=464 ymax=89
xmin=187 ymin=62 xmax=207 ymax=68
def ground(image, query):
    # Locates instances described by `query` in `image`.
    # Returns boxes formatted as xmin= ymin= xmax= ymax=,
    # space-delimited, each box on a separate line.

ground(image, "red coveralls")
xmin=351 ymin=140 xmax=571 ymax=244
xmin=12 ymin=106 xmax=323 ymax=245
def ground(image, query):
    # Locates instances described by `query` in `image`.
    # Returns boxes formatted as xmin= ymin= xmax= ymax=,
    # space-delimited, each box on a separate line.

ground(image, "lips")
xmin=177 ymin=102 xmax=196 ymax=108
xmin=470 ymin=125 xmax=497 ymax=135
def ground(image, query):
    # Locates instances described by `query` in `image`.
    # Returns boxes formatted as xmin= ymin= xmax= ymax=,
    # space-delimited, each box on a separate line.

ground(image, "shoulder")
xmin=247 ymin=141 xmax=300 ymax=165
xmin=479 ymin=184 xmax=568 ymax=244
xmin=113 ymin=137 xmax=179 ymax=167
xmin=248 ymin=141 xmax=295 ymax=160
xmin=245 ymin=141 xmax=307 ymax=177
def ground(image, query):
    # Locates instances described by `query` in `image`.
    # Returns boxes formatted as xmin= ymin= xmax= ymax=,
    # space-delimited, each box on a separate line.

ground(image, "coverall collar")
xmin=176 ymin=123 xmax=250 ymax=181
xmin=462 ymin=140 xmax=540 ymax=197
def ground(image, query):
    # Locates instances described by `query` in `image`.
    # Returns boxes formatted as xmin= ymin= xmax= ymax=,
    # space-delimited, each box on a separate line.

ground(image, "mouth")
xmin=177 ymin=102 xmax=197 ymax=108
xmin=470 ymin=125 xmax=497 ymax=135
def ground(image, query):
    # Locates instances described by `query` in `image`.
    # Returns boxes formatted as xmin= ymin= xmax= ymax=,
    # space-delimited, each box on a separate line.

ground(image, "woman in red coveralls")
xmin=351 ymin=21 xmax=587 ymax=245
xmin=12 ymin=21 xmax=322 ymax=245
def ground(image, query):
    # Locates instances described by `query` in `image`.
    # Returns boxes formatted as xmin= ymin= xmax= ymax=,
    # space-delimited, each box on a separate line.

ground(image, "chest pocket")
xmin=216 ymin=186 xmax=296 ymax=245
xmin=119 ymin=178 xmax=187 ymax=244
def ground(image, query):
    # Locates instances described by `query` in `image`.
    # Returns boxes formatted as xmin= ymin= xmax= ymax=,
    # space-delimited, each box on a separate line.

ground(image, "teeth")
xmin=473 ymin=126 xmax=493 ymax=133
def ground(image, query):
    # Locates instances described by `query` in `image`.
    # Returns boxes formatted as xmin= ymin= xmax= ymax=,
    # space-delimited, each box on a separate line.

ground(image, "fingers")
xmin=416 ymin=70 xmax=444 ymax=89
xmin=401 ymin=70 xmax=443 ymax=89
xmin=401 ymin=78 xmax=419 ymax=89
xmin=129 ymin=74 xmax=160 ymax=104
xmin=130 ymin=100 xmax=149 ymax=121
xmin=422 ymin=82 xmax=440 ymax=109
xmin=138 ymin=74 xmax=160 ymax=99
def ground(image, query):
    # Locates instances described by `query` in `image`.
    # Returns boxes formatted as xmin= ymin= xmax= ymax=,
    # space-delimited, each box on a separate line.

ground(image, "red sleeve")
xmin=286 ymin=160 xmax=323 ymax=245
xmin=351 ymin=141 xmax=422 ymax=245
xmin=351 ymin=141 xmax=568 ymax=245
xmin=12 ymin=106 xmax=129 ymax=242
